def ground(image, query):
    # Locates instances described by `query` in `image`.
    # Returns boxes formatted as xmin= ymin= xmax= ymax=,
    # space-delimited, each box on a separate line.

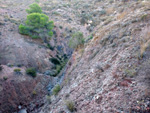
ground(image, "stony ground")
xmin=0 ymin=0 xmax=73 ymax=112
xmin=39 ymin=0 xmax=150 ymax=113
xmin=1 ymin=0 xmax=150 ymax=113
xmin=0 ymin=65 xmax=53 ymax=113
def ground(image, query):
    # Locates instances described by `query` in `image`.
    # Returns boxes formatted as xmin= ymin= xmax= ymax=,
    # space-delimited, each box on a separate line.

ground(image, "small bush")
xmin=3 ymin=76 xmax=8 ymax=81
xmin=26 ymin=3 xmax=42 ymax=14
xmin=14 ymin=68 xmax=21 ymax=72
xmin=14 ymin=68 xmax=21 ymax=74
xmin=50 ymin=58 xmax=60 ymax=65
xmin=32 ymin=90 xmax=37 ymax=95
xmin=52 ymin=84 xmax=61 ymax=95
xmin=66 ymin=101 xmax=75 ymax=112
xmin=69 ymin=32 xmax=84 ymax=49
xmin=26 ymin=68 xmax=37 ymax=77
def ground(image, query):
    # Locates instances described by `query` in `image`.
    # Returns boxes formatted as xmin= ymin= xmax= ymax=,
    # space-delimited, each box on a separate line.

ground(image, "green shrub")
xmin=50 ymin=58 xmax=60 ymax=65
xmin=19 ymin=3 xmax=54 ymax=43
xmin=56 ymin=65 xmax=62 ymax=74
xmin=14 ymin=68 xmax=21 ymax=73
xmin=3 ymin=76 xmax=8 ymax=81
xmin=26 ymin=68 xmax=36 ymax=77
xmin=66 ymin=100 xmax=75 ymax=112
xmin=52 ymin=84 xmax=61 ymax=95
xmin=54 ymin=59 xmax=68 ymax=76
xmin=69 ymin=32 xmax=84 ymax=49
xmin=26 ymin=13 xmax=49 ymax=28
xmin=26 ymin=3 xmax=42 ymax=14
xmin=32 ymin=90 xmax=37 ymax=95
xmin=19 ymin=24 xmax=30 ymax=35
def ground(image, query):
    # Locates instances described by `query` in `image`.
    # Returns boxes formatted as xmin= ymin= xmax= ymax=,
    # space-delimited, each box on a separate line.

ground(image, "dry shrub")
xmin=117 ymin=11 xmax=127 ymax=20
xmin=106 ymin=7 xmax=114 ymax=14
xmin=65 ymin=100 xmax=75 ymax=112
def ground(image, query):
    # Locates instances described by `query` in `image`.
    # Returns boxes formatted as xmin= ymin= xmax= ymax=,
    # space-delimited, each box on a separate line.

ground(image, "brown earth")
xmin=0 ymin=65 xmax=53 ymax=113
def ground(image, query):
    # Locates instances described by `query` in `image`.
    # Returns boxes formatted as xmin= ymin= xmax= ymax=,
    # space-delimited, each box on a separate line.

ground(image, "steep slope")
xmin=1 ymin=0 xmax=150 ymax=112
xmin=40 ymin=0 xmax=150 ymax=113
xmin=0 ymin=0 xmax=73 ymax=112
xmin=0 ymin=65 xmax=53 ymax=113
xmin=0 ymin=0 xmax=73 ymax=72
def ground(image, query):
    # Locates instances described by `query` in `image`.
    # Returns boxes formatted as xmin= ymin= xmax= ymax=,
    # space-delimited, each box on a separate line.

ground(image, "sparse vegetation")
xmin=141 ymin=14 xmax=148 ymax=21
xmin=26 ymin=68 xmax=37 ymax=77
xmin=69 ymin=32 xmax=84 ymax=49
xmin=49 ymin=57 xmax=68 ymax=77
xmin=66 ymin=100 xmax=75 ymax=112
xmin=125 ymin=68 xmax=137 ymax=77
xmin=80 ymin=13 xmax=92 ymax=25
xmin=46 ymin=95 xmax=51 ymax=104
xmin=52 ymin=84 xmax=61 ymax=95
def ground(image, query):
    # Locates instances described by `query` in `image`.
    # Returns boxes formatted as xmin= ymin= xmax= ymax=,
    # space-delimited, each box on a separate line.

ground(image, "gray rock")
xmin=44 ymin=70 xmax=56 ymax=76
xmin=18 ymin=109 xmax=27 ymax=113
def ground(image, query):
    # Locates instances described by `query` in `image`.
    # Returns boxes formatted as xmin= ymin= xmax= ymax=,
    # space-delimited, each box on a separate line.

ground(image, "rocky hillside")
xmin=0 ymin=0 xmax=150 ymax=113
xmin=0 ymin=0 xmax=74 ymax=112
xmin=39 ymin=0 xmax=150 ymax=113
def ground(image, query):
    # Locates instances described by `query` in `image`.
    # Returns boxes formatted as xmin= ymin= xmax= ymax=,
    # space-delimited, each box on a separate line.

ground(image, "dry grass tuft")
xmin=106 ymin=7 xmax=115 ymax=14
xmin=117 ymin=11 xmax=127 ymax=20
